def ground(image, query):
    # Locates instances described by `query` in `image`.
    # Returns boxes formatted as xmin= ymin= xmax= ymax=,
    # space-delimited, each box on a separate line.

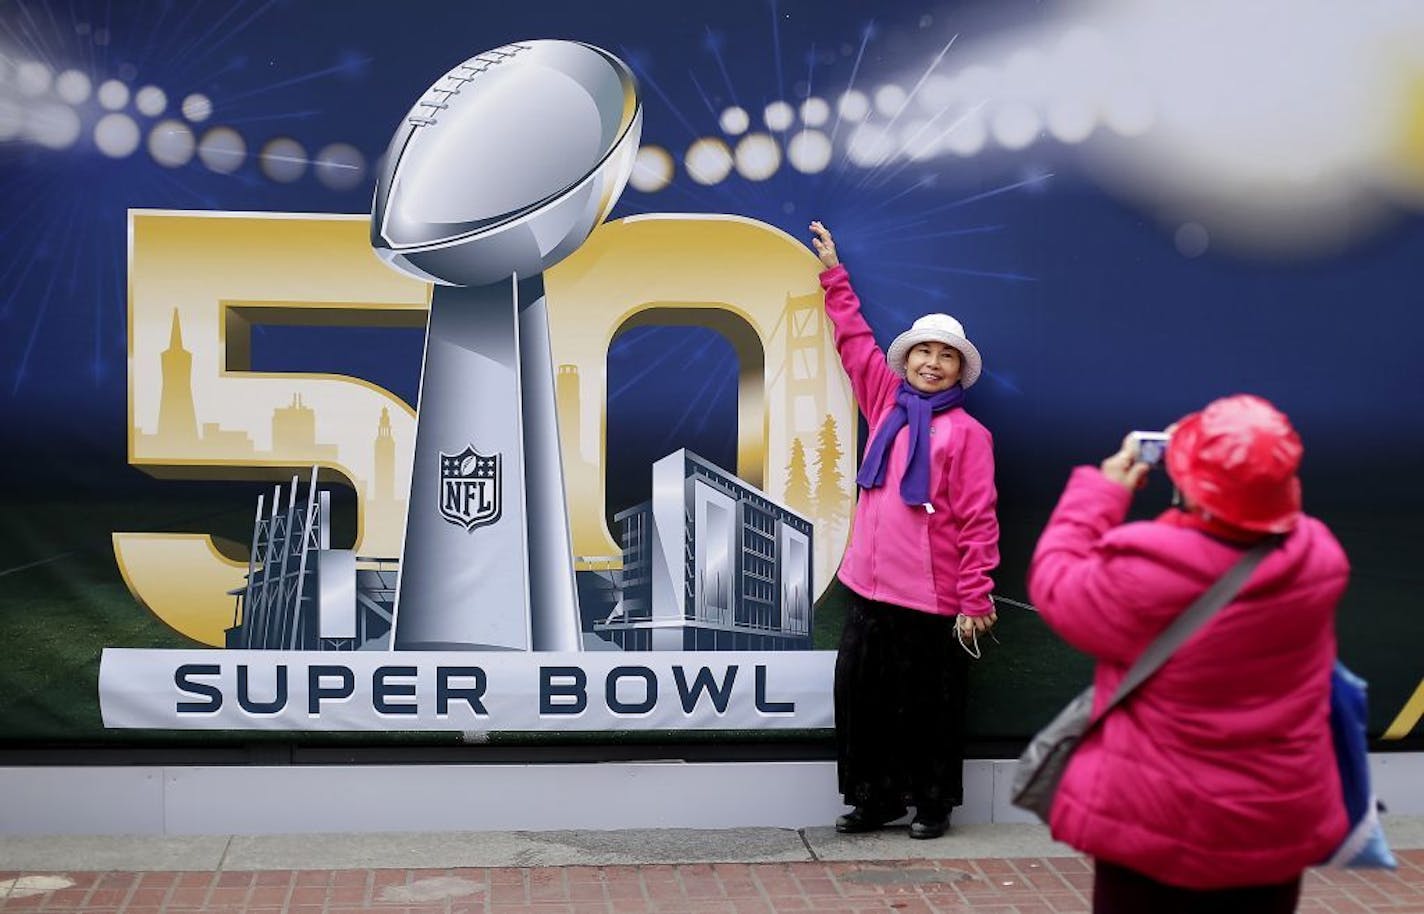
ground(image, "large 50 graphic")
xmin=115 ymin=210 xmax=856 ymax=647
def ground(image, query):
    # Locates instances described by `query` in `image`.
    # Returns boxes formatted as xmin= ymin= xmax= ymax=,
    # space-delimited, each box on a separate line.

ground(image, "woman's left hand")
xmin=959 ymin=611 xmax=997 ymax=635
xmin=809 ymin=221 xmax=840 ymax=269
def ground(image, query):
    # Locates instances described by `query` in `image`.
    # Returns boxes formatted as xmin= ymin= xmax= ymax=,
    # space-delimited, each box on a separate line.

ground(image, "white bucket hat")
xmin=885 ymin=313 xmax=983 ymax=388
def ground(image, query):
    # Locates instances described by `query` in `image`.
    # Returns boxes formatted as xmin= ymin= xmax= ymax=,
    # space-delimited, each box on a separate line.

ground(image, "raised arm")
xmin=810 ymin=221 xmax=898 ymax=415
xmin=1027 ymin=451 xmax=1163 ymax=664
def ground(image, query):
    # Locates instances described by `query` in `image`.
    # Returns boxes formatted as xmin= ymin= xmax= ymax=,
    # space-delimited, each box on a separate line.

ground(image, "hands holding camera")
xmin=1101 ymin=430 xmax=1171 ymax=491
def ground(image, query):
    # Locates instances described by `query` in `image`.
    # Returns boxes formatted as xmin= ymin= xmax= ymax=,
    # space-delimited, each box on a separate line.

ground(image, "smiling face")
xmin=904 ymin=340 xmax=962 ymax=393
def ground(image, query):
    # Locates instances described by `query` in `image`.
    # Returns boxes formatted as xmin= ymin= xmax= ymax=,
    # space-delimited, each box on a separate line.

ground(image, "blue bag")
xmin=1324 ymin=661 xmax=1397 ymax=869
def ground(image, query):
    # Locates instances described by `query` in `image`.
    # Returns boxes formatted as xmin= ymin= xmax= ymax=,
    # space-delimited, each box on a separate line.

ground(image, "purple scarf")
xmin=856 ymin=381 xmax=965 ymax=508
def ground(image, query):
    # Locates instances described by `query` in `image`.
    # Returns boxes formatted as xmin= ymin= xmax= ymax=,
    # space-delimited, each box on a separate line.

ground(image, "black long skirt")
xmin=833 ymin=591 xmax=969 ymax=811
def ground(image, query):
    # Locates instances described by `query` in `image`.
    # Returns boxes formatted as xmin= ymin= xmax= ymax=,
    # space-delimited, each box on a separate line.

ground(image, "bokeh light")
xmin=148 ymin=120 xmax=196 ymax=167
xmin=26 ymin=104 xmax=82 ymax=149
xmin=846 ymin=123 xmax=894 ymax=167
xmin=629 ymin=144 xmax=674 ymax=192
xmin=197 ymin=127 xmax=246 ymax=174
xmin=787 ymin=129 xmax=833 ymax=173
xmin=1047 ymin=98 xmax=1096 ymax=144
xmin=314 ymin=143 xmax=367 ymax=190
xmin=719 ymin=106 xmax=749 ymax=136
xmin=16 ymin=62 xmax=52 ymax=97
xmin=991 ymin=102 xmax=1041 ymax=150
xmin=837 ymin=90 xmax=870 ymax=122
xmin=943 ymin=113 xmax=988 ymax=157
xmin=54 ymin=70 xmax=92 ymax=105
xmin=97 ymin=80 xmax=129 ymax=111
xmin=260 ymin=137 xmax=308 ymax=182
xmin=1104 ymin=87 xmax=1155 ymax=137
xmin=135 ymin=86 xmax=168 ymax=117
xmin=874 ymin=84 xmax=907 ymax=117
xmin=94 ymin=113 xmax=141 ymax=158
xmin=763 ymin=101 xmax=795 ymax=131
xmin=685 ymin=137 xmax=734 ymax=185
xmin=734 ymin=133 xmax=781 ymax=180
xmin=800 ymin=97 xmax=830 ymax=127
xmin=181 ymin=93 xmax=213 ymax=123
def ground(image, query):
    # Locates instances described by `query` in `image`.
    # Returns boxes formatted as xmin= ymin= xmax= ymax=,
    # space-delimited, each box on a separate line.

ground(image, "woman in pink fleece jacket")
xmin=1029 ymin=394 xmax=1349 ymax=913
xmin=810 ymin=222 xmax=1000 ymax=840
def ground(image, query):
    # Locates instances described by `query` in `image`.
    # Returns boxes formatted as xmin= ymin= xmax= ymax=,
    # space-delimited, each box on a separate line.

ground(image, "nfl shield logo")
xmin=438 ymin=445 xmax=502 ymax=531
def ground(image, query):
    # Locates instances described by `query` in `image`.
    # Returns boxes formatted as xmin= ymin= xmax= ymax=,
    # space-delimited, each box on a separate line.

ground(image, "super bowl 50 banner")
xmin=2 ymin=0 xmax=1422 ymax=746
xmin=104 ymin=201 xmax=855 ymax=730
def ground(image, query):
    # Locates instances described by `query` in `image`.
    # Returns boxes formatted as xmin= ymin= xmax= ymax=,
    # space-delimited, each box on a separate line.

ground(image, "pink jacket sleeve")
xmin=1027 ymin=466 xmax=1160 ymax=663
xmin=819 ymin=265 xmax=898 ymax=419
xmin=946 ymin=420 xmax=999 ymax=616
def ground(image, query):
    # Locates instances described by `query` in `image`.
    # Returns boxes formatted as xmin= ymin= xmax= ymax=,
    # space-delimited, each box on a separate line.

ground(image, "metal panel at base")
xmin=0 ymin=767 xmax=167 ymax=835
xmin=0 ymin=755 xmax=1420 ymax=836
xmin=159 ymin=761 xmax=842 ymax=835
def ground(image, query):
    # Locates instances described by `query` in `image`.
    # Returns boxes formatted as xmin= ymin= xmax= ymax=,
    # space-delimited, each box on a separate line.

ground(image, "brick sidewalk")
xmin=2 ymin=851 xmax=1421 ymax=913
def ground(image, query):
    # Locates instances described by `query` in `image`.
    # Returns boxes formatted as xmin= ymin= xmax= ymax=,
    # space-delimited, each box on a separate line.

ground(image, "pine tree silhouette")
xmin=785 ymin=436 xmax=812 ymax=515
xmin=813 ymin=414 xmax=850 ymax=523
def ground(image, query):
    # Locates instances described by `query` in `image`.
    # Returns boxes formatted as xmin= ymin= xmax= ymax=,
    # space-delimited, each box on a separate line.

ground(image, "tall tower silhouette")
xmin=374 ymin=407 xmax=395 ymax=502
xmin=784 ymin=291 xmax=828 ymax=443
xmin=556 ymin=364 xmax=581 ymax=461
xmin=362 ymin=406 xmax=404 ymax=557
xmin=156 ymin=309 xmax=199 ymax=446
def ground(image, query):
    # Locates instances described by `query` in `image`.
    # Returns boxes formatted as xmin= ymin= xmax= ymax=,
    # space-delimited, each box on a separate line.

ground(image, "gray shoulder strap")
xmin=1100 ymin=535 xmax=1281 ymax=717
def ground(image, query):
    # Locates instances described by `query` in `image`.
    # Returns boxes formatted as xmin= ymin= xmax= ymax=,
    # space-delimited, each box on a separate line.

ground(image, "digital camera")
xmin=1130 ymin=431 xmax=1171 ymax=466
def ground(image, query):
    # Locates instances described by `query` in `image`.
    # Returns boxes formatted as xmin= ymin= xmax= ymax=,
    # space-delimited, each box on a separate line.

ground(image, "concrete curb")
xmin=1 ymin=817 xmax=1419 ymax=872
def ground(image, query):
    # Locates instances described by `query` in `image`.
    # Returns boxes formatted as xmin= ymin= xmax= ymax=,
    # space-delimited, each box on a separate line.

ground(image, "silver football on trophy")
xmin=371 ymin=40 xmax=642 ymax=287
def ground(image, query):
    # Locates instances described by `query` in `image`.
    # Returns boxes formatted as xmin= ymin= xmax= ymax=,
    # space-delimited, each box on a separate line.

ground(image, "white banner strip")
xmin=99 ymin=649 xmax=836 ymax=732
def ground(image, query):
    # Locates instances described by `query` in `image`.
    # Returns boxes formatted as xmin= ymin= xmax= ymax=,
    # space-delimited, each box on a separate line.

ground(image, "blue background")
xmin=0 ymin=0 xmax=1420 ymax=743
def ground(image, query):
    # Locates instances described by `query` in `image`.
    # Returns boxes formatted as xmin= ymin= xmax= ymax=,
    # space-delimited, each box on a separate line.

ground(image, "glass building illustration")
xmin=597 ymin=449 xmax=813 ymax=651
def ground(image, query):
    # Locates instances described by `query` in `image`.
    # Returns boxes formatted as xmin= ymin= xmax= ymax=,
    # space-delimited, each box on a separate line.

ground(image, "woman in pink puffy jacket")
xmin=1029 ymin=394 xmax=1349 ymax=912
xmin=810 ymin=222 xmax=1000 ymax=840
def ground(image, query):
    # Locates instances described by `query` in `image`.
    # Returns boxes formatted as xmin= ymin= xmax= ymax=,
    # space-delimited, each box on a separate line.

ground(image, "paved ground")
xmin=2 ymin=819 xmax=1421 ymax=912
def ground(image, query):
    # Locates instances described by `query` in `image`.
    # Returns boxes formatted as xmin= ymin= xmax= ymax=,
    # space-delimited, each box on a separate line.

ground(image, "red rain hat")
xmin=1165 ymin=394 xmax=1304 ymax=535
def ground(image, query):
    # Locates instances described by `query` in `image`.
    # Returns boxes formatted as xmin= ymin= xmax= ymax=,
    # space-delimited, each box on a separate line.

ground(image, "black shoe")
xmin=835 ymin=804 xmax=907 ymax=833
xmin=909 ymin=809 xmax=950 ymax=840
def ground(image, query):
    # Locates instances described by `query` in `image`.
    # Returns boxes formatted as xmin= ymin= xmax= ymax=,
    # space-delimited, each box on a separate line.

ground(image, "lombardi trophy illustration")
xmin=371 ymin=41 xmax=642 ymax=650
